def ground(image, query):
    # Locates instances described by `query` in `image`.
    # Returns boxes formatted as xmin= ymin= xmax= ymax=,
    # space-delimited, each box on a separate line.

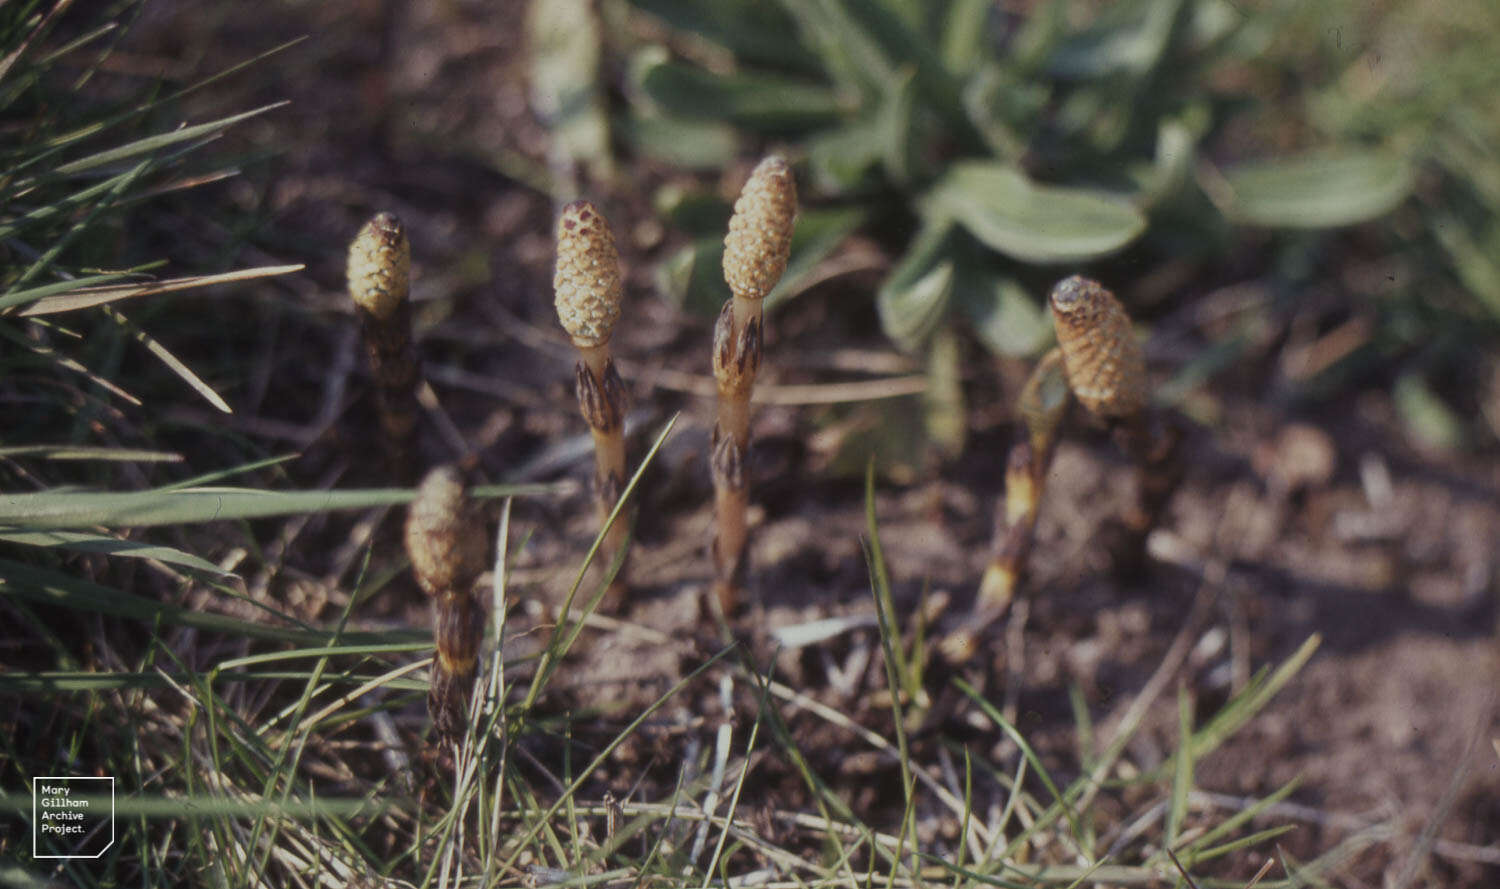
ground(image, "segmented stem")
xmin=405 ymin=465 xmax=488 ymax=742
xmin=941 ymin=349 xmax=1070 ymax=664
xmin=710 ymin=156 xmax=796 ymax=616
xmin=555 ymin=201 xmax=631 ymax=607
xmin=347 ymin=211 xmax=419 ymax=484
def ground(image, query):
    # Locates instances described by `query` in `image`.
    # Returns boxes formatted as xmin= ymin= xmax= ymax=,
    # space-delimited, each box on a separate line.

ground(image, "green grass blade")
xmin=1167 ymin=685 xmax=1194 ymax=849
xmin=1179 ymin=778 xmax=1300 ymax=861
xmin=53 ymin=102 xmax=287 ymax=175
xmin=1189 ymin=635 xmax=1320 ymax=761
xmin=0 ymin=528 xmax=230 ymax=575
xmin=0 ymin=445 xmax=181 ymax=462
xmin=0 ymin=481 xmax=552 ymax=529
xmin=0 ymin=557 xmax=423 ymax=646
xmin=521 ymin=414 xmax=678 ymax=710
xmin=953 ymin=676 xmax=1086 ymax=847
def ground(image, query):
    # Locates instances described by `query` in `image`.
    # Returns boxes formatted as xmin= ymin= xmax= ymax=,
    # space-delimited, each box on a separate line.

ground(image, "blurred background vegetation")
xmin=596 ymin=0 xmax=1500 ymax=454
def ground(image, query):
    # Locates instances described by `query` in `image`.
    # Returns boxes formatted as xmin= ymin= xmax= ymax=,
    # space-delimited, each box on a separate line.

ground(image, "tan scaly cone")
xmin=348 ymin=212 xmax=420 ymax=485
xmin=405 ymin=465 xmax=488 ymax=743
xmin=710 ymin=156 xmax=797 ymax=617
xmin=1048 ymin=275 xmax=1182 ymax=580
xmin=554 ymin=200 xmax=632 ymax=608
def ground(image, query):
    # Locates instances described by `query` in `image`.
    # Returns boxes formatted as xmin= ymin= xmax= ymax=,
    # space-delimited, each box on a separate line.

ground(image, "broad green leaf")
xmin=1055 ymin=81 xmax=1132 ymax=153
xmin=1010 ymin=0 xmax=1070 ymax=71
xmin=766 ymin=206 xmax=867 ymax=311
xmin=0 ymin=529 xmax=230 ymax=575
xmin=652 ymin=185 xmax=732 ymax=235
xmin=660 ymin=236 xmax=730 ymax=316
xmin=878 ymin=66 xmax=919 ymax=186
xmin=529 ymin=0 xmax=613 ymax=180
xmin=619 ymin=113 xmax=738 ymax=170
xmin=879 ymin=261 xmax=953 ymax=352
xmin=771 ymin=0 xmax=896 ymax=100
xmin=815 ymin=396 xmax=930 ymax=484
xmin=1186 ymin=0 xmax=1247 ymax=56
xmin=820 ymin=0 xmax=975 ymax=142
xmin=807 ymin=114 xmax=885 ymax=193
xmin=0 ymin=483 xmax=550 ymax=530
xmin=962 ymin=64 xmax=1043 ymax=162
xmin=1046 ymin=0 xmax=1187 ymax=80
xmin=1213 ymin=151 xmax=1414 ymax=229
xmin=927 ymin=162 xmax=1146 ymax=263
xmin=954 ymin=270 xmax=1051 ymax=357
xmin=876 ymin=218 xmax=954 ymax=350
xmin=1394 ymin=372 xmax=1466 ymax=451
xmin=923 ymin=325 xmax=966 ymax=458
xmin=876 ymin=218 xmax=955 ymax=351
xmin=626 ymin=0 xmax=820 ymax=74
xmin=633 ymin=55 xmax=845 ymax=132
xmin=1136 ymin=119 xmax=1196 ymax=210
xmin=940 ymin=0 xmax=994 ymax=75
xmin=1429 ymin=211 xmax=1500 ymax=320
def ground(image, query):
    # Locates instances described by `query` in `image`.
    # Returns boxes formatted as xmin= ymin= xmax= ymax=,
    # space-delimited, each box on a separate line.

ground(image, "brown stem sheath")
xmin=710 ymin=157 xmax=795 ymax=616
xmin=1104 ymin=409 xmax=1186 ymax=581
xmin=555 ymin=201 xmax=632 ymax=607
xmin=942 ymin=350 xmax=1070 ymax=664
xmin=405 ymin=466 xmax=488 ymax=743
xmin=575 ymin=344 xmax=630 ymax=606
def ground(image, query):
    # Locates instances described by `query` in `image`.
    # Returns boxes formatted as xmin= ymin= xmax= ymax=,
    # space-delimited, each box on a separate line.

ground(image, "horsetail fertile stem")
xmin=941 ymin=349 xmax=1071 ymax=664
xmin=1048 ymin=275 xmax=1147 ymax=421
xmin=710 ymin=155 xmax=796 ymax=616
xmin=348 ymin=212 xmax=420 ymax=485
xmin=554 ymin=200 xmax=631 ymax=607
xmin=1048 ymin=275 xmax=1181 ymax=580
xmin=406 ymin=465 xmax=489 ymax=743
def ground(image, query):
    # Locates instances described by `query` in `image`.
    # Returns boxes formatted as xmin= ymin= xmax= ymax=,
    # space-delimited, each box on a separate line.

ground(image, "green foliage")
xmin=625 ymin=0 xmax=1415 ymax=358
xmin=1257 ymin=0 xmax=1500 ymax=445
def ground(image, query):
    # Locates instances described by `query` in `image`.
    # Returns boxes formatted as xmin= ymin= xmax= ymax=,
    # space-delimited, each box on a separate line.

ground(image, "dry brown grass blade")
xmin=16 ymin=264 xmax=304 ymax=316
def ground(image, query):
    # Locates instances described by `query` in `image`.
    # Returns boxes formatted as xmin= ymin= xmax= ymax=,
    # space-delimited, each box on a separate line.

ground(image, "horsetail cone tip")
xmin=554 ymin=200 xmax=623 ymax=350
xmin=1048 ymin=275 xmax=1147 ymax=419
xmin=347 ymin=212 xmax=410 ymax=321
xmin=404 ymin=466 xmax=487 ymax=598
xmin=723 ymin=155 xmax=797 ymax=301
